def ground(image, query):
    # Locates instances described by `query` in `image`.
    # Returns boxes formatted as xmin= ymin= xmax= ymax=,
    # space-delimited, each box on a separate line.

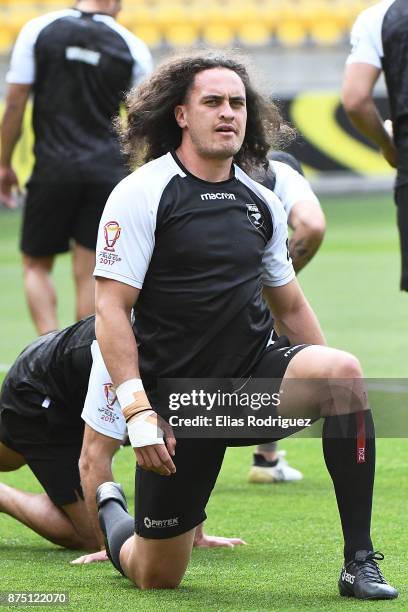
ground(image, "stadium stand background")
xmin=0 ymin=0 xmax=393 ymax=190
xmin=0 ymin=0 xmax=383 ymax=50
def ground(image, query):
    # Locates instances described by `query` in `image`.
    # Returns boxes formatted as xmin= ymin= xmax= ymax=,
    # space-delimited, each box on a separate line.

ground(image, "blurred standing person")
xmin=0 ymin=0 xmax=152 ymax=334
xmin=342 ymin=0 xmax=408 ymax=291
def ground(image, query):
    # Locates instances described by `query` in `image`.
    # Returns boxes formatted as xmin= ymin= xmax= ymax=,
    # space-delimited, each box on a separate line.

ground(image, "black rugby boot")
xmin=339 ymin=550 xmax=398 ymax=600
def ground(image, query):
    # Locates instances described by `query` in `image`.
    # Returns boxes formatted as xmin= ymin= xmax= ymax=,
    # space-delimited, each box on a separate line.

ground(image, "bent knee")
xmin=138 ymin=573 xmax=181 ymax=590
xmin=130 ymin=564 xmax=183 ymax=590
xmin=332 ymin=351 xmax=363 ymax=379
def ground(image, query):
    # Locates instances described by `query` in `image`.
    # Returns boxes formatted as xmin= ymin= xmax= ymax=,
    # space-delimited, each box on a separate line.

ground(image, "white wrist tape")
xmin=127 ymin=410 xmax=164 ymax=448
xmin=116 ymin=378 xmax=145 ymax=408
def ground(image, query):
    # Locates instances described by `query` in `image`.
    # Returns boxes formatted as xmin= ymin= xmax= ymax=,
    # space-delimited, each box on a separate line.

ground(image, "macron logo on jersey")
xmin=201 ymin=193 xmax=236 ymax=201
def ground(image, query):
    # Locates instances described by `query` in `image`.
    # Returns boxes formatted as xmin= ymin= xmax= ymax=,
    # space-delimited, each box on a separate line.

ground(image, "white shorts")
xmin=81 ymin=341 xmax=127 ymax=441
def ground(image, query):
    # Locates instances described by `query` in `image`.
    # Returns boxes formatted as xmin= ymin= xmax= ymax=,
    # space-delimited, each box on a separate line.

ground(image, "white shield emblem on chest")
xmin=246 ymin=203 xmax=264 ymax=229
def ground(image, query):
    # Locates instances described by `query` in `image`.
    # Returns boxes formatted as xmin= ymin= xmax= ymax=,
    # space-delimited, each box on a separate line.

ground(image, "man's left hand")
xmin=193 ymin=532 xmax=246 ymax=548
xmin=70 ymin=550 xmax=109 ymax=564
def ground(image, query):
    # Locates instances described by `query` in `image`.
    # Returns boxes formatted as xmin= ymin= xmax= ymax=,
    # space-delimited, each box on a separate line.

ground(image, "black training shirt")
xmin=94 ymin=152 xmax=295 ymax=391
xmin=6 ymin=9 xmax=152 ymax=180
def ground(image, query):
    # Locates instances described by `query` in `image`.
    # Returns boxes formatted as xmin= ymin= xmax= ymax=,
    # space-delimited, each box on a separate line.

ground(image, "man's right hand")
xmin=133 ymin=411 xmax=177 ymax=477
xmin=0 ymin=165 xmax=19 ymax=209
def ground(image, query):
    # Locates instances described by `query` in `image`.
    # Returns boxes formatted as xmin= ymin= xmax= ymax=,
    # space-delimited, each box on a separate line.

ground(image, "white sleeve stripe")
xmin=6 ymin=10 xmax=80 ymax=84
xmin=93 ymin=15 xmax=153 ymax=84
xmin=270 ymin=161 xmax=320 ymax=216
xmin=346 ymin=0 xmax=395 ymax=68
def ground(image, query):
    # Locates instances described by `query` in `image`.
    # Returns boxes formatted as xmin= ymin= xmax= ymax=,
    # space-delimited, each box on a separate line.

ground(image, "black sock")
xmin=322 ymin=411 xmax=375 ymax=563
xmin=253 ymin=453 xmax=278 ymax=467
xmin=99 ymin=501 xmax=134 ymax=575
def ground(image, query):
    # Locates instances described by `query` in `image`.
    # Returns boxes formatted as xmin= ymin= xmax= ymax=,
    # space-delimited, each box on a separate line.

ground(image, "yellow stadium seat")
xmin=275 ymin=20 xmax=307 ymax=47
xmin=221 ymin=3 xmax=260 ymax=29
xmin=119 ymin=6 xmax=154 ymax=28
xmin=164 ymin=23 xmax=198 ymax=47
xmin=154 ymin=5 xmax=187 ymax=28
xmin=237 ymin=22 xmax=271 ymax=46
xmin=202 ymin=23 xmax=235 ymax=47
xmin=309 ymin=20 xmax=344 ymax=46
xmin=131 ymin=24 xmax=162 ymax=47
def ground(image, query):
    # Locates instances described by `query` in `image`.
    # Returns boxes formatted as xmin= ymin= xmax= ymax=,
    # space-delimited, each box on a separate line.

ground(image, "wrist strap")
xmin=116 ymin=378 xmax=151 ymax=421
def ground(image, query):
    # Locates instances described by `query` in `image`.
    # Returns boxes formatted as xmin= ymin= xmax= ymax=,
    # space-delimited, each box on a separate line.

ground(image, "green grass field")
xmin=0 ymin=194 xmax=407 ymax=611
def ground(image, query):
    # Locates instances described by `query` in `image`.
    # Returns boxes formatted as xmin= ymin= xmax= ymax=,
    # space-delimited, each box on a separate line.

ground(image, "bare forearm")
xmin=346 ymin=98 xmax=390 ymax=150
xmin=95 ymin=306 xmax=140 ymax=386
xmin=275 ymin=300 xmax=326 ymax=346
xmin=0 ymin=103 xmax=25 ymax=166
xmin=80 ymin=462 xmax=115 ymax=550
xmin=289 ymin=228 xmax=321 ymax=273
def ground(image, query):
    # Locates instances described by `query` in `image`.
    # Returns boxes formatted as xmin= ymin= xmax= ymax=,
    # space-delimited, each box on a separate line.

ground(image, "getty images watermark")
xmin=157 ymin=378 xmax=315 ymax=438
xmin=167 ymin=387 xmax=312 ymax=430
xmin=157 ymin=378 xmax=408 ymax=438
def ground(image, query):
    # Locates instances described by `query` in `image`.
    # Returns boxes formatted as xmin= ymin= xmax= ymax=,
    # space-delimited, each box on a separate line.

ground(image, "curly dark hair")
xmin=117 ymin=50 xmax=294 ymax=174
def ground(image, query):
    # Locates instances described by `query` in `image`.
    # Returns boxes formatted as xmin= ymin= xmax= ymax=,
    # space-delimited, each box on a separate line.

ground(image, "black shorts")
xmin=395 ymin=184 xmax=408 ymax=291
xmin=134 ymin=340 xmax=308 ymax=539
xmin=21 ymin=179 xmax=119 ymax=257
xmin=0 ymin=405 xmax=84 ymax=507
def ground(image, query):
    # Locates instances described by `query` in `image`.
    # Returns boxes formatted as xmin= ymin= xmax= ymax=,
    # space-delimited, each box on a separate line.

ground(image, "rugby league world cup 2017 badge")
xmin=103 ymin=383 xmax=117 ymax=408
xmin=104 ymin=220 xmax=121 ymax=252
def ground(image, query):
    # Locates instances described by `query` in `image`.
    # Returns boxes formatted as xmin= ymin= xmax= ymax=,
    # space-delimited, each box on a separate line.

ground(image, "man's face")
xmin=175 ymin=68 xmax=247 ymax=161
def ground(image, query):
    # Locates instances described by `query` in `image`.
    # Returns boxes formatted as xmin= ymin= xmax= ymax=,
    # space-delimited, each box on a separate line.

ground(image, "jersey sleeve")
xmin=130 ymin=37 xmax=153 ymax=86
xmin=94 ymin=175 xmax=156 ymax=289
xmin=271 ymin=161 xmax=320 ymax=217
xmin=81 ymin=341 xmax=127 ymax=440
xmin=262 ymin=194 xmax=296 ymax=287
xmin=6 ymin=21 xmax=37 ymax=84
xmin=346 ymin=11 xmax=383 ymax=68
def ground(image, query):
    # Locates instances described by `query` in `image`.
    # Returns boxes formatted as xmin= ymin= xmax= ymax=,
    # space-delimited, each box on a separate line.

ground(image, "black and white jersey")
xmin=0 ymin=316 xmax=95 ymax=421
xmin=94 ymin=152 xmax=295 ymax=389
xmin=262 ymin=161 xmax=319 ymax=218
xmin=6 ymin=9 xmax=153 ymax=180
xmin=347 ymin=0 xmax=408 ymax=186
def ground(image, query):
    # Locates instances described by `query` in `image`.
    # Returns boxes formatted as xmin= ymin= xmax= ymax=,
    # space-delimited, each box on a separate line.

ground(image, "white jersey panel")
xmin=346 ymin=0 xmax=395 ymax=68
xmin=93 ymin=15 xmax=153 ymax=85
xmin=81 ymin=341 xmax=127 ymax=440
xmin=6 ymin=9 xmax=79 ymax=84
xmin=270 ymin=160 xmax=320 ymax=217
xmin=235 ymin=167 xmax=295 ymax=288
xmin=94 ymin=154 xmax=184 ymax=288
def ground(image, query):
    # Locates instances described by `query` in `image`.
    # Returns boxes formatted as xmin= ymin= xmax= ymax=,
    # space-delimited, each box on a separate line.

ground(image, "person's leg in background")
xmin=72 ymin=243 xmax=96 ymax=321
xmin=248 ymin=440 xmax=303 ymax=483
xmin=20 ymin=179 xmax=75 ymax=334
xmin=22 ymin=254 xmax=57 ymax=334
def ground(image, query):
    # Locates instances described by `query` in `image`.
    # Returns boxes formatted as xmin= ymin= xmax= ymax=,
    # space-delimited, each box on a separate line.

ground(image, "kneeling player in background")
xmin=0 ymin=317 xmax=244 ymax=561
